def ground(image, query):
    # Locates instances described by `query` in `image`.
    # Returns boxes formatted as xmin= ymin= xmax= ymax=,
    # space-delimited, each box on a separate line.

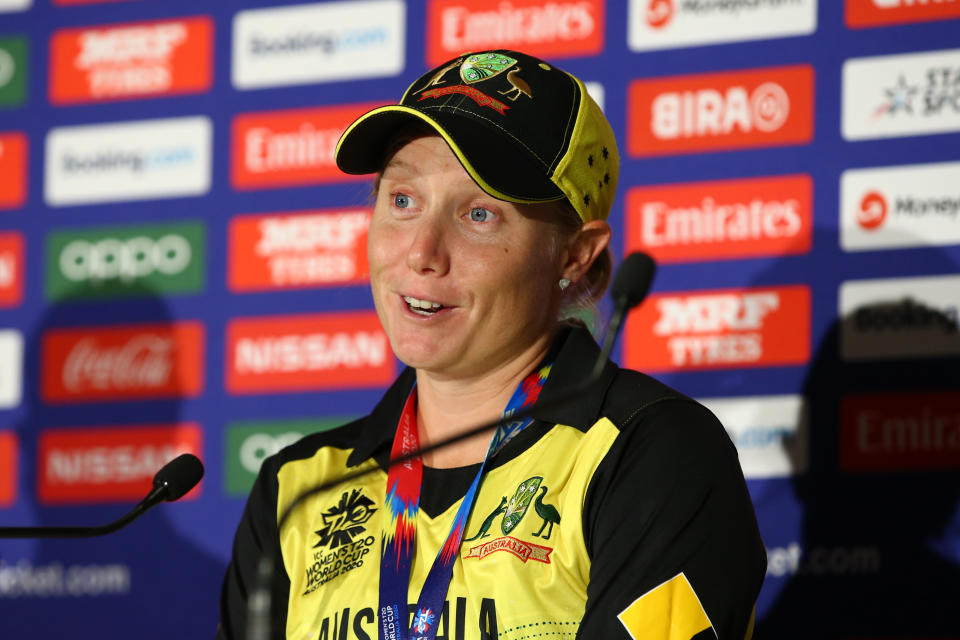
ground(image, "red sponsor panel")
xmin=0 ymin=431 xmax=16 ymax=507
xmin=0 ymin=232 xmax=24 ymax=308
xmin=42 ymin=322 xmax=205 ymax=403
xmin=425 ymin=0 xmax=604 ymax=66
xmin=846 ymin=0 xmax=960 ymax=28
xmin=226 ymin=311 xmax=395 ymax=394
xmin=38 ymin=424 xmax=202 ymax=504
xmin=229 ymin=209 xmax=371 ymax=292
xmin=49 ymin=16 xmax=213 ymax=105
xmin=231 ymin=103 xmax=381 ymax=191
xmin=627 ymin=65 xmax=814 ymax=157
xmin=624 ymin=285 xmax=811 ymax=372
xmin=841 ymin=391 xmax=960 ymax=472
xmin=0 ymin=132 xmax=27 ymax=210
xmin=625 ymin=174 xmax=813 ymax=263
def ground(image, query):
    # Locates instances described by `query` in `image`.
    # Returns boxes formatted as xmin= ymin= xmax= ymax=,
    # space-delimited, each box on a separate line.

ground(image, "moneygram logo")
xmin=49 ymin=16 xmax=213 ymax=105
xmin=42 ymin=322 xmax=205 ymax=403
xmin=232 ymin=0 xmax=404 ymax=90
xmin=0 ymin=232 xmax=24 ymax=308
xmin=231 ymin=103 xmax=378 ymax=190
xmin=624 ymin=285 xmax=811 ymax=371
xmin=224 ymin=418 xmax=349 ymax=495
xmin=426 ymin=0 xmax=604 ymax=65
xmin=0 ymin=431 xmax=15 ymax=506
xmin=628 ymin=65 xmax=814 ymax=156
xmin=0 ymin=330 xmax=23 ymax=409
xmin=840 ymin=274 xmax=960 ymax=360
xmin=229 ymin=209 xmax=370 ymax=291
xmin=843 ymin=48 xmax=960 ymax=140
xmin=700 ymin=394 xmax=808 ymax=478
xmin=629 ymin=0 xmax=817 ymax=52
xmin=841 ymin=161 xmax=960 ymax=251
xmin=38 ymin=424 xmax=202 ymax=504
xmin=625 ymin=174 xmax=813 ymax=263
xmin=226 ymin=311 xmax=395 ymax=394
xmin=45 ymin=116 xmax=211 ymax=206
xmin=841 ymin=390 xmax=960 ymax=471
xmin=0 ymin=35 xmax=27 ymax=108
xmin=0 ymin=131 xmax=27 ymax=209
xmin=46 ymin=221 xmax=205 ymax=300
xmin=846 ymin=0 xmax=960 ymax=28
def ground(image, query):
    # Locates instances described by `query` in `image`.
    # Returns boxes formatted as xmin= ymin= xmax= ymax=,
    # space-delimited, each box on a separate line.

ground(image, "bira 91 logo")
xmin=628 ymin=65 xmax=814 ymax=157
xmin=229 ymin=209 xmax=370 ymax=292
xmin=0 ymin=430 xmax=15 ymax=506
xmin=0 ymin=231 xmax=24 ymax=308
xmin=841 ymin=390 xmax=960 ymax=471
xmin=38 ymin=424 xmax=202 ymax=504
xmin=231 ymin=103 xmax=379 ymax=190
xmin=426 ymin=0 xmax=604 ymax=65
xmin=42 ymin=322 xmax=204 ymax=403
xmin=46 ymin=221 xmax=205 ymax=300
xmin=0 ymin=131 xmax=27 ymax=209
xmin=226 ymin=311 xmax=395 ymax=394
xmin=625 ymin=174 xmax=813 ymax=263
xmin=846 ymin=0 xmax=960 ymax=28
xmin=624 ymin=285 xmax=811 ymax=372
xmin=49 ymin=16 xmax=213 ymax=105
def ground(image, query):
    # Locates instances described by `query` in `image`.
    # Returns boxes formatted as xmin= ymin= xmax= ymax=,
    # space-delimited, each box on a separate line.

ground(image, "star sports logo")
xmin=873 ymin=75 xmax=919 ymax=119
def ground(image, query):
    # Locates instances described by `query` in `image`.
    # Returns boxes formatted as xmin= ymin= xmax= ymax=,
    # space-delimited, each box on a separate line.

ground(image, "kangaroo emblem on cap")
xmin=416 ymin=57 xmax=464 ymax=94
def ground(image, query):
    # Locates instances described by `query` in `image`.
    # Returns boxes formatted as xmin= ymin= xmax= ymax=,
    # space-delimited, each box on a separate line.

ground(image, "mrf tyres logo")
xmin=46 ymin=221 xmax=205 ymax=300
xmin=628 ymin=64 xmax=814 ymax=156
xmin=303 ymin=488 xmax=377 ymax=595
xmin=0 ymin=35 xmax=27 ymax=108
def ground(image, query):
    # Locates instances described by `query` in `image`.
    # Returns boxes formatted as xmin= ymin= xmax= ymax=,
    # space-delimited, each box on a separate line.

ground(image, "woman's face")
xmin=368 ymin=135 xmax=565 ymax=379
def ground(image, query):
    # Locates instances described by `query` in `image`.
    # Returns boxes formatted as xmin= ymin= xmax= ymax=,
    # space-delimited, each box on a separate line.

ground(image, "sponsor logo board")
xmin=0 ymin=35 xmax=27 ymax=108
xmin=45 ymin=116 xmax=212 ymax=206
xmin=0 ymin=330 xmax=23 ymax=409
xmin=699 ymin=394 xmax=808 ymax=478
xmin=846 ymin=0 xmax=960 ymax=28
xmin=225 ymin=418 xmax=350 ymax=495
xmin=843 ymin=48 xmax=960 ymax=140
xmin=229 ymin=209 xmax=370 ymax=291
xmin=426 ymin=0 xmax=604 ymax=65
xmin=841 ymin=390 xmax=960 ymax=471
xmin=841 ymin=161 xmax=960 ymax=251
xmin=840 ymin=274 xmax=960 ymax=360
xmin=46 ymin=221 xmax=205 ymax=300
xmin=232 ymin=0 xmax=405 ymax=90
xmin=231 ymin=103 xmax=378 ymax=190
xmin=49 ymin=16 xmax=213 ymax=105
xmin=38 ymin=424 xmax=202 ymax=504
xmin=0 ymin=431 xmax=15 ymax=506
xmin=0 ymin=131 xmax=27 ymax=209
xmin=226 ymin=311 xmax=395 ymax=394
xmin=0 ymin=232 xmax=24 ymax=308
xmin=628 ymin=0 xmax=817 ymax=52
xmin=54 ymin=0 xmax=134 ymax=4
xmin=42 ymin=322 xmax=205 ymax=403
xmin=625 ymin=174 xmax=813 ymax=263
xmin=624 ymin=285 xmax=811 ymax=372
xmin=0 ymin=0 xmax=31 ymax=12
xmin=628 ymin=65 xmax=814 ymax=156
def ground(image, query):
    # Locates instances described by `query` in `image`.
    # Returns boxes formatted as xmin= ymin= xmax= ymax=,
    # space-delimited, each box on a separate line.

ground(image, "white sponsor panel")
xmin=0 ymin=330 xmax=22 ymax=408
xmin=628 ymin=0 xmax=817 ymax=51
xmin=584 ymin=81 xmax=605 ymax=112
xmin=45 ymin=117 xmax=212 ymax=206
xmin=843 ymin=48 xmax=960 ymax=140
xmin=0 ymin=0 xmax=31 ymax=13
xmin=700 ymin=394 xmax=807 ymax=478
xmin=841 ymin=161 xmax=960 ymax=251
xmin=232 ymin=0 xmax=405 ymax=89
xmin=840 ymin=274 xmax=960 ymax=360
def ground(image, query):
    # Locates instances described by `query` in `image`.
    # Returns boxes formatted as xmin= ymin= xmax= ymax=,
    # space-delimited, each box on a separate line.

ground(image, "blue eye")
xmin=394 ymin=193 xmax=411 ymax=208
xmin=469 ymin=207 xmax=492 ymax=222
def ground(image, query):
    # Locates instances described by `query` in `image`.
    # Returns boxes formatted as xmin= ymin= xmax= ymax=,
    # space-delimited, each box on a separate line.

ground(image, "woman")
xmin=218 ymin=49 xmax=765 ymax=640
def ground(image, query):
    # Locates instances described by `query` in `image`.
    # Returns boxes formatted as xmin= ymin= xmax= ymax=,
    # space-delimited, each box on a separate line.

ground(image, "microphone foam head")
xmin=153 ymin=453 xmax=204 ymax=502
xmin=612 ymin=252 xmax=657 ymax=310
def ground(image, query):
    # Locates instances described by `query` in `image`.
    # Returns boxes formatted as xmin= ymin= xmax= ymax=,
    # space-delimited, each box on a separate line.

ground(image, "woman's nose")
xmin=405 ymin=215 xmax=450 ymax=276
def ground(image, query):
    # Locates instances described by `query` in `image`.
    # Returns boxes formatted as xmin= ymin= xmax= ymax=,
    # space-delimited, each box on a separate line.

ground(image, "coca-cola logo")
xmin=858 ymin=191 xmax=888 ymax=230
xmin=62 ymin=335 xmax=174 ymax=392
xmin=647 ymin=0 xmax=673 ymax=28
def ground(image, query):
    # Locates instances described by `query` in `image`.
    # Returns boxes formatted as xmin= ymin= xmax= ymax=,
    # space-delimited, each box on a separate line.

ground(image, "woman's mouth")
xmin=403 ymin=295 xmax=446 ymax=316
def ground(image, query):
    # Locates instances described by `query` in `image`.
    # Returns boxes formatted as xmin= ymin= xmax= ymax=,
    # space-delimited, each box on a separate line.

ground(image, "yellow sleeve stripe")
xmin=616 ymin=572 xmax=715 ymax=640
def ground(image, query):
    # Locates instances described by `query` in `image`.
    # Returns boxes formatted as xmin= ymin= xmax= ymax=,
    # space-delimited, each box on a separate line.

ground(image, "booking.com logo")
xmin=249 ymin=27 xmax=388 ymax=57
xmin=61 ymin=146 xmax=196 ymax=174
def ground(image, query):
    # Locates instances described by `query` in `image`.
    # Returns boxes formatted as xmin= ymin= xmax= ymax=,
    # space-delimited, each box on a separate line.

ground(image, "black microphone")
xmin=0 ymin=453 xmax=204 ymax=539
xmin=245 ymin=252 xmax=657 ymax=640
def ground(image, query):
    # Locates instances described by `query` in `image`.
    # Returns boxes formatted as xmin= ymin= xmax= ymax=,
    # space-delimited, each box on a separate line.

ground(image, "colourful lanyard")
xmin=378 ymin=359 xmax=553 ymax=640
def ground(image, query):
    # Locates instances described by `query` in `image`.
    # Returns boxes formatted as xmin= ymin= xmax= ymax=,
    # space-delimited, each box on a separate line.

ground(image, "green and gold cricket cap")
xmin=335 ymin=49 xmax=619 ymax=223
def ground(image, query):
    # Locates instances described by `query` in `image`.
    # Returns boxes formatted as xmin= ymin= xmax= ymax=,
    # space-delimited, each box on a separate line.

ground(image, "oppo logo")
xmin=59 ymin=235 xmax=191 ymax=283
xmin=238 ymin=431 xmax=303 ymax=473
xmin=857 ymin=191 xmax=888 ymax=230
xmin=646 ymin=0 xmax=673 ymax=28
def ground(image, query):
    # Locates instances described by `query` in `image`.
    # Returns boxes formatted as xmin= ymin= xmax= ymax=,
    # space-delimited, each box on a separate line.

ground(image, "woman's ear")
xmin=561 ymin=220 xmax=611 ymax=283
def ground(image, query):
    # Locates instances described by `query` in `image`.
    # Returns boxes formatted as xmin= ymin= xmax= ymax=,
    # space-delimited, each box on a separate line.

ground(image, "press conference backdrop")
xmin=0 ymin=1 xmax=958 ymax=638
